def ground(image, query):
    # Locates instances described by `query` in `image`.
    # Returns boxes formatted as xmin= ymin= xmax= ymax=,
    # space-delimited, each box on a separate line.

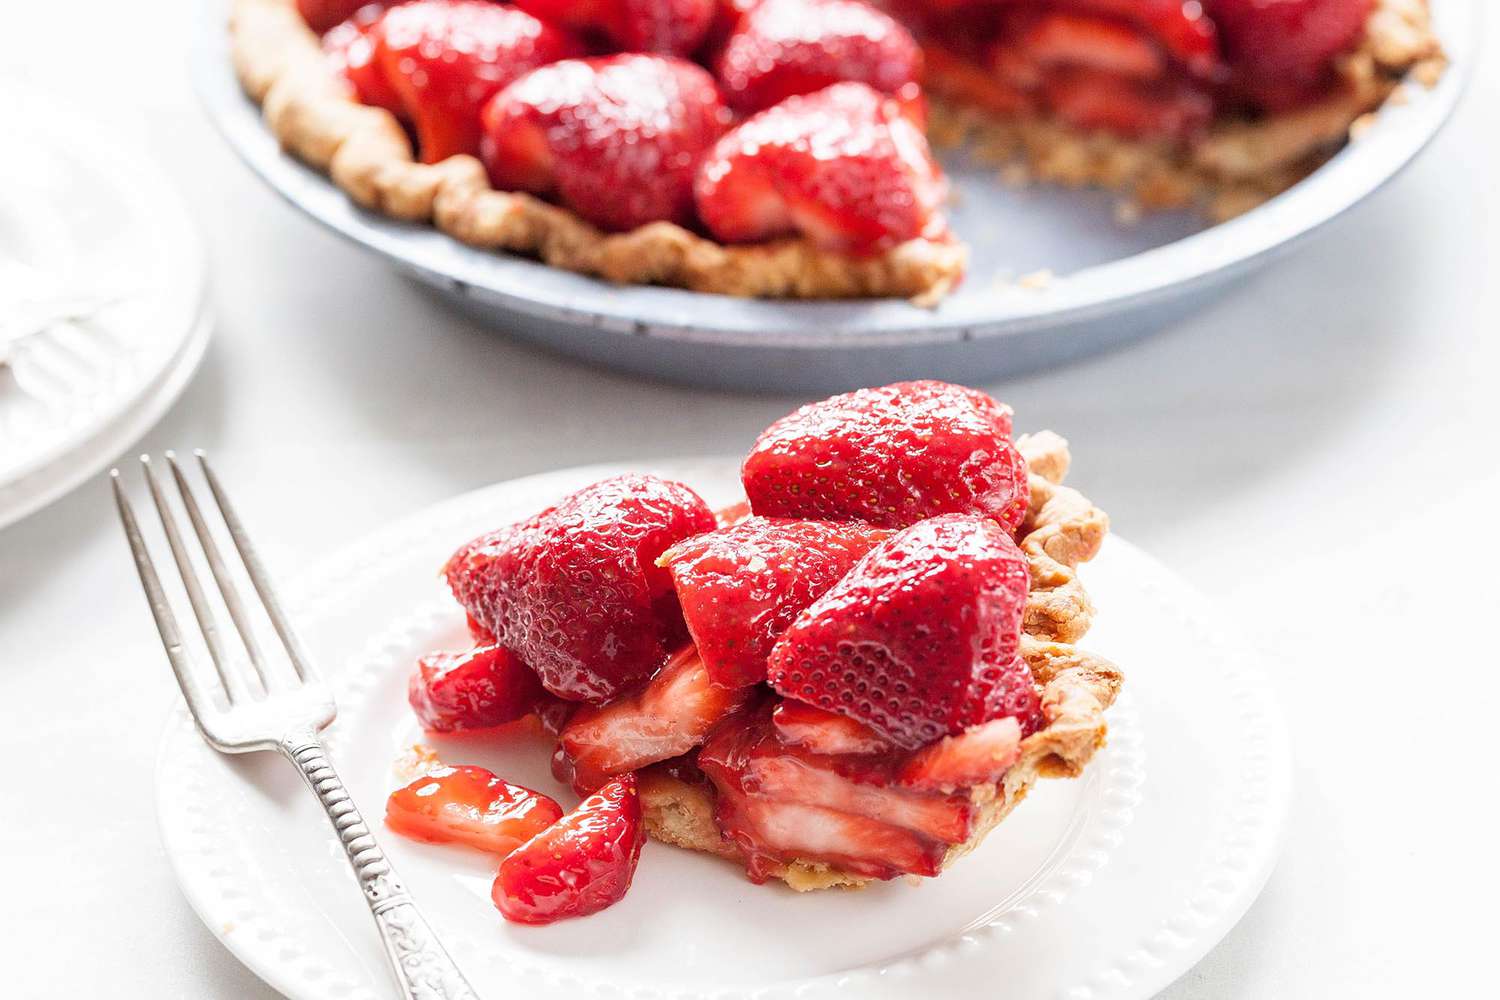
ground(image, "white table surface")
xmin=2 ymin=2 xmax=1497 ymax=996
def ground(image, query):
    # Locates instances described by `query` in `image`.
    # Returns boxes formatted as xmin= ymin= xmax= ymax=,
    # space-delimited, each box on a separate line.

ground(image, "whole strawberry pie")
xmin=386 ymin=382 xmax=1122 ymax=922
xmin=234 ymin=0 xmax=1441 ymax=300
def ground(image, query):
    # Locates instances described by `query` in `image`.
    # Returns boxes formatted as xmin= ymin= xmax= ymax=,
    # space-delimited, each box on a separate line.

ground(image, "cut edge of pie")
xmin=230 ymin=0 xmax=1442 ymax=303
xmin=638 ymin=429 xmax=1122 ymax=890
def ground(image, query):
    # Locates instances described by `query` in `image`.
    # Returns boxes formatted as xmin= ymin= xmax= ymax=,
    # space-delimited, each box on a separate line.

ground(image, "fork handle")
xmin=283 ymin=736 xmax=480 ymax=1000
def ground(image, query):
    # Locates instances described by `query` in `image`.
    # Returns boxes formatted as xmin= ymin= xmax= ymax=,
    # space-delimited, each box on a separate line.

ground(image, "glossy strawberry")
xmin=377 ymin=0 xmax=580 ymax=163
xmin=514 ymin=0 xmax=717 ymax=56
xmin=1054 ymin=0 xmax=1223 ymax=78
xmin=699 ymin=709 xmax=968 ymax=880
xmin=662 ymin=517 xmax=892 ymax=687
xmin=385 ymin=765 xmax=563 ymax=854
xmin=322 ymin=3 xmax=404 ymax=117
xmin=716 ymin=0 xmax=921 ymax=113
xmin=1043 ymin=69 xmax=1214 ymax=139
xmin=408 ymin=644 xmax=547 ymax=732
xmin=299 ymin=0 xmax=370 ymax=33
xmin=742 ymin=380 xmax=1028 ymax=532
xmin=1205 ymin=0 xmax=1373 ymax=109
xmin=557 ymin=646 xmax=756 ymax=792
xmin=481 ymin=55 xmax=730 ymax=232
xmin=896 ymin=716 xmax=1023 ymax=792
xmin=493 ymin=773 xmax=646 ymax=924
xmin=771 ymin=699 xmax=893 ymax=755
xmin=695 ymin=82 xmax=946 ymax=253
xmin=445 ymin=474 xmax=715 ymax=704
xmin=767 ymin=515 xmax=1039 ymax=749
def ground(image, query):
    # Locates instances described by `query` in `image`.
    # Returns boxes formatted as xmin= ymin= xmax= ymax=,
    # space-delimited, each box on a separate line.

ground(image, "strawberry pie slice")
xmin=237 ymin=0 xmax=1441 ymax=300
xmin=385 ymin=382 xmax=1120 ymax=916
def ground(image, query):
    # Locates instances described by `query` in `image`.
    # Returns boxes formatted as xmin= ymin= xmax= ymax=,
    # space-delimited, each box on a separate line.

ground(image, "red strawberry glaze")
xmin=444 ymin=474 xmax=715 ymax=705
xmin=321 ymin=4 xmax=404 ymax=118
xmin=767 ymin=514 xmax=1040 ymax=749
xmin=493 ymin=773 xmax=646 ymax=924
xmin=742 ymin=380 xmax=1028 ymax=533
xmin=1205 ymin=0 xmax=1374 ymax=110
xmin=385 ymin=765 xmax=563 ymax=855
xmin=661 ymin=516 xmax=893 ymax=687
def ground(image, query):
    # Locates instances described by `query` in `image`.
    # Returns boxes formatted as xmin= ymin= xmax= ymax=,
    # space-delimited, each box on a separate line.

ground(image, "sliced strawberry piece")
xmin=1052 ymin=0 xmax=1222 ymax=79
xmin=714 ymin=500 xmax=752 ymax=527
xmin=1205 ymin=0 xmax=1373 ymax=109
xmin=465 ymin=613 xmax=495 ymax=645
xmin=661 ymin=517 xmax=892 ymax=687
xmin=481 ymin=55 xmax=730 ymax=232
xmin=408 ymin=644 xmax=547 ymax=733
xmin=385 ymin=765 xmax=563 ymax=854
xmin=1004 ymin=11 xmax=1167 ymax=81
xmin=771 ymin=699 xmax=893 ymax=755
xmin=322 ymin=4 xmax=405 ymax=117
xmin=1043 ymin=68 xmax=1214 ymax=139
xmin=716 ymin=0 xmax=922 ymax=113
xmin=445 ymin=474 xmax=715 ymax=705
xmin=897 ymin=716 xmax=1023 ymax=793
xmin=376 ymin=0 xmax=580 ymax=163
xmin=922 ymin=40 xmax=1036 ymax=116
xmin=698 ymin=711 xmax=957 ymax=880
xmin=299 ymin=0 xmax=370 ymax=33
xmin=558 ymin=646 xmax=756 ymax=791
xmin=742 ymin=380 xmax=1028 ymax=532
xmin=695 ymin=82 xmax=947 ymax=253
xmin=514 ymin=0 xmax=717 ymax=57
xmin=768 ymin=515 xmax=1039 ymax=749
xmin=493 ymin=773 xmax=646 ymax=924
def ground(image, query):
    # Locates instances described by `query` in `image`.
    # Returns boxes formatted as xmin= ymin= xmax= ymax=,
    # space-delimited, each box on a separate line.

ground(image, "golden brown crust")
xmin=228 ymin=0 xmax=966 ymax=302
xmin=926 ymin=0 xmax=1445 ymax=221
xmin=638 ymin=430 xmax=1120 ymax=889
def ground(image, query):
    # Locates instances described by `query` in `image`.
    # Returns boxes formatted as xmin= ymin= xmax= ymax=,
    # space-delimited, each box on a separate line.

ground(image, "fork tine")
xmin=162 ymin=451 xmax=282 ymax=693
xmin=141 ymin=456 xmax=250 ymax=705
xmin=196 ymin=450 xmax=318 ymax=683
xmin=112 ymin=469 xmax=217 ymax=719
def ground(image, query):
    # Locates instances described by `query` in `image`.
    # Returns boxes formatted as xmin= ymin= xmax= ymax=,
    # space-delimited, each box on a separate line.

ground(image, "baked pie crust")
xmin=229 ymin=0 xmax=1442 ymax=301
xmin=638 ymin=430 xmax=1123 ymax=890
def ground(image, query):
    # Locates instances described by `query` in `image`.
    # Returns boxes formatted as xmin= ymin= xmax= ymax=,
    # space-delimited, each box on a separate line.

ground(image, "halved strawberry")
xmin=714 ymin=500 xmax=752 ymax=527
xmin=298 ymin=0 xmax=370 ymax=33
xmin=767 ymin=515 xmax=1040 ymax=749
xmin=376 ymin=0 xmax=580 ymax=163
xmin=514 ymin=0 xmax=717 ymax=57
xmin=716 ymin=0 xmax=922 ymax=113
xmin=493 ymin=773 xmax=646 ymax=924
xmin=385 ymin=765 xmax=563 ymax=854
xmin=897 ymin=716 xmax=1023 ymax=793
xmin=480 ymin=55 xmax=731 ymax=232
xmin=322 ymin=4 xmax=405 ymax=117
xmin=445 ymin=474 xmax=715 ymax=705
xmin=1000 ymin=11 xmax=1167 ymax=82
xmin=694 ymin=82 xmax=947 ymax=253
xmin=661 ymin=517 xmax=893 ymax=687
xmin=771 ymin=699 xmax=892 ymax=755
xmin=1205 ymin=0 xmax=1373 ymax=109
xmin=1052 ymin=0 xmax=1222 ymax=79
xmin=407 ymin=644 xmax=547 ymax=733
xmin=557 ymin=646 xmax=756 ymax=792
xmin=741 ymin=380 xmax=1028 ymax=532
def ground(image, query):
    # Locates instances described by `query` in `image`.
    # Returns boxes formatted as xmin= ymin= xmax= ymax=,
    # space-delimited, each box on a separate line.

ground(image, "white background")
xmin=2 ymin=2 xmax=1496 ymax=996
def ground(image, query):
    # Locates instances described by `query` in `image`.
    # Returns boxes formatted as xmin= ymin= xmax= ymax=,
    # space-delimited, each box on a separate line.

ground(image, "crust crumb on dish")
xmin=229 ymin=0 xmax=966 ymax=303
xmin=638 ymin=430 xmax=1122 ymax=890
xmin=926 ymin=0 xmax=1444 ymax=222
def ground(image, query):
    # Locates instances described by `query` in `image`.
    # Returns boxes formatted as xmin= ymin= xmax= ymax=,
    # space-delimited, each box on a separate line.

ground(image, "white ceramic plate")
xmin=193 ymin=0 xmax=1472 ymax=391
xmin=0 ymin=85 xmax=210 ymax=530
xmin=155 ymin=459 xmax=1291 ymax=1000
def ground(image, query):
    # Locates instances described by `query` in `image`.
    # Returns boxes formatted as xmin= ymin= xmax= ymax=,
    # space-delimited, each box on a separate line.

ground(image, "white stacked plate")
xmin=0 ymin=87 xmax=210 ymax=530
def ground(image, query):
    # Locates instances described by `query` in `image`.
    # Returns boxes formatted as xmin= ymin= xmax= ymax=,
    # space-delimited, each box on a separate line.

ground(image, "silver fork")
xmin=112 ymin=452 xmax=478 ymax=1000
